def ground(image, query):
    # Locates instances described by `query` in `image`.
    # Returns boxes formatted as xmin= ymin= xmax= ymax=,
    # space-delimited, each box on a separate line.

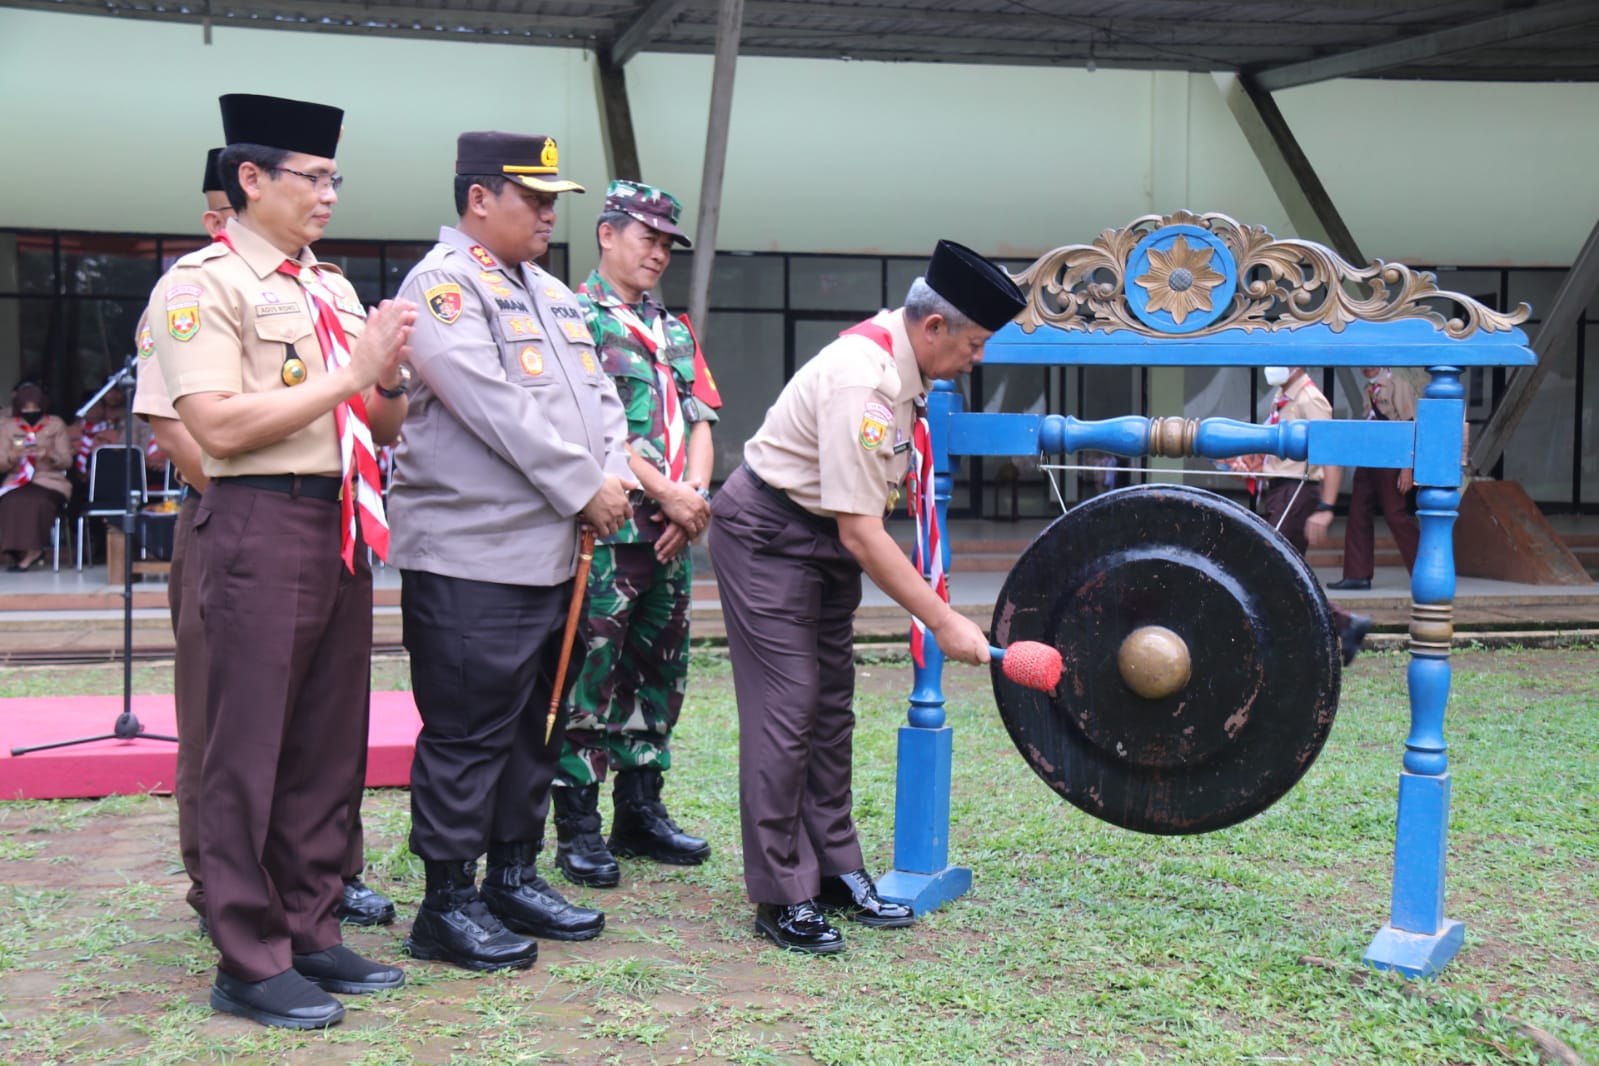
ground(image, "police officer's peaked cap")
xmin=219 ymin=94 xmax=343 ymax=158
xmin=202 ymin=147 xmax=225 ymax=194
xmin=925 ymin=239 xmax=1026 ymax=332
xmin=456 ymin=131 xmax=585 ymax=194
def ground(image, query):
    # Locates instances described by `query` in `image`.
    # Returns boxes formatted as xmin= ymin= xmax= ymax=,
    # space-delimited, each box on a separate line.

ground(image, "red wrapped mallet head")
xmin=993 ymin=641 xmax=1063 ymax=693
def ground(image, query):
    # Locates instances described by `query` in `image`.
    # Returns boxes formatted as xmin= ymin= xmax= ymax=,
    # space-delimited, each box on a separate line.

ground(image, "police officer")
xmin=134 ymin=148 xmax=396 ymax=935
xmin=709 ymin=240 xmax=1022 ymax=954
xmin=552 ymin=180 xmax=716 ymax=889
xmin=1326 ymin=367 xmax=1420 ymax=590
xmin=151 ymin=93 xmax=415 ymax=1029
xmin=388 ymin=132 xmax=635 ymax=973
xmin=1229 ymin=367 xmax=1371 ymax=663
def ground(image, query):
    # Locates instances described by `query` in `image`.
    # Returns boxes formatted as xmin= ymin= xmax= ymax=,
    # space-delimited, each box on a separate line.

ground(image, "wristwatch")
xmin=1314 ymin=500 xmax=1336 ymax=513
xmin=377 ymin=365 xmax=411 ymax=399
xmin=695 ymin=486 xmax=713 ymax=502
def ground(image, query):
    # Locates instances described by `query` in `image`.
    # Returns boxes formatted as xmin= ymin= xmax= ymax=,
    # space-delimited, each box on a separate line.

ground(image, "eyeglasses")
xmin=273 ymin=166 xmax=344 ymax=192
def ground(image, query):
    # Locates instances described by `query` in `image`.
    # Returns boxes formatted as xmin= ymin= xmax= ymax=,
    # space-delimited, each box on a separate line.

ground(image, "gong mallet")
xmin=545 ymin=527 xmax=597 ymax=745
xmin=990 ymin=640 xmax=1064 ymax=692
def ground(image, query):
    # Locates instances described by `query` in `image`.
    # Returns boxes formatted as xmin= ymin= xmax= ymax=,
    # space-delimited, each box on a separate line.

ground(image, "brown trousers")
xmin=171 ymin=492 xmax=370 ymax=921
xmin=1261 ymin=478 xmax=1351 ymax=629
xmin=1340 ymin=467 xmax=1420 ymax=580
xmin=708 ymin=466 xmax=866 ymax=906
xmin=194 ymin=481 xmax=372 ymax=982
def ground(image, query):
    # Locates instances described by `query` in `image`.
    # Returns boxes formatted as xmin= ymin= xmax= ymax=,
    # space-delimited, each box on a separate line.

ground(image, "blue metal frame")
xmin=876 ymin=221 xmax=1534 ymax=980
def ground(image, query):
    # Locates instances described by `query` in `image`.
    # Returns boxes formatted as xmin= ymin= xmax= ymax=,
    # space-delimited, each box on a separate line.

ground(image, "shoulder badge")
xmin=859 ymin=400 xmax=892 ymax=451
xmin=136 ymin=326 xmax=155 ymax=359
xmin=426 ymin=283 xmax=463 ymax=325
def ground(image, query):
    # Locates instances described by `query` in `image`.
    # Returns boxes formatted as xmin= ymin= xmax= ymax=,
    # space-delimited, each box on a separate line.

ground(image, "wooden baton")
xmin=545 ymin=526 xmax=597 ymax=745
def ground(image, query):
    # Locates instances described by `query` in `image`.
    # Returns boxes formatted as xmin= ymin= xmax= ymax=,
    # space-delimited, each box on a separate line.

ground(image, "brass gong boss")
xmin=1117 ymin=625 xmax=1191 ymax=700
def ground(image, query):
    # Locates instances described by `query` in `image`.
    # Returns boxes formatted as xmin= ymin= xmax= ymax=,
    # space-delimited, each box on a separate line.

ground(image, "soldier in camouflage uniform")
xmin=552 ymin=180 xmax=720 ymax=888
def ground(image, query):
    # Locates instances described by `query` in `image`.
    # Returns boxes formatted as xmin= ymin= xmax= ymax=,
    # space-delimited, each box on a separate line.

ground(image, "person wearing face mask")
xmin=1326 ymin=366 xmax=1420 ymax=590
xmin=0 ymin=384 xmax=73 ymax=571
xmin=1229 ymin=366 xmax=1370 ymax=664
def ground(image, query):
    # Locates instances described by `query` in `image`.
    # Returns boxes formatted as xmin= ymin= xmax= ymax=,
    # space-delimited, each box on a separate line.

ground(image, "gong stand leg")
xmin=1364 ymin=368 xmax=1466 ymax=979
xmin=879 ymin=382 xmax=972 ymax=915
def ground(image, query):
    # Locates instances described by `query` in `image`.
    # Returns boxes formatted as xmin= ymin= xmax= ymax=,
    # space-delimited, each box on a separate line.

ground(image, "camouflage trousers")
xmin=557 ymin=542 xmax=693 ymax=788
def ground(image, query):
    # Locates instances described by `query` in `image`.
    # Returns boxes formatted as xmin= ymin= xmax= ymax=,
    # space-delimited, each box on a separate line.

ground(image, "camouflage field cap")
xmin=603 ymin=179 xmax=692 ymax=247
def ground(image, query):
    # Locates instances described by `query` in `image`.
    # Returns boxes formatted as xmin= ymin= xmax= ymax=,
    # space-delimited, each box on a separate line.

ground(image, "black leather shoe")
xmin=1339 ymin=613 xmax=1373 ymax=666
xmin=404 ymin=859 xmax=538 ymax=973
xmin=210 ymin=968 xmax=344 ymax=1030
xmin=609 ymin=767 xmax=711 ymax=866
xmin=818 ymin=869 xmax=916 ymax=928
xmin=338 ymin=877 xmax=397 ymax=926
xmin=1326 ymin=577 xmax=1372 ymax=591
xmin=553 ymin=784 xmax=621 ymax=888
xmin=754 ymin=901 xmax=845 ymax=954
xmin=483 ymin=842 xmax=605 ymax=941
xmin=292 ymin=944 xmax=406 ymax=995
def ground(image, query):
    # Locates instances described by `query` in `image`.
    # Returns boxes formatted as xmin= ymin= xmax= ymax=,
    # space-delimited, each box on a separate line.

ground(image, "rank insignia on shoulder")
xmin=167 ymin=305 xmax=200 ymax=342
xmin=137 ymin=327 xmax=155 ymax=359
xmin=469 ymin=244 xmax=499 ymax=269
xmin=426 ymin=283 xmax=463 ymax=325
xmin=519 ymin=345 xmax=545 ymax=376
xmin=858 ymin=400 xmax=892 ymax=451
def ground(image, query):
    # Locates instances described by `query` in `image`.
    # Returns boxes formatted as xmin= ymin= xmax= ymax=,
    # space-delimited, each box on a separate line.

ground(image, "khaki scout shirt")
xmin=1363 ymin=368 xmax=1418 ymax=422
xmin=149 ymin=217 xmax=358 ymax=478
xmin=1262 ymin=372 xmax=1332 ymax=483
xmin=387 ymin=226 xmax=633 ymax=586
xmin=745 ymin=307 xmax=925 ymax=517
xmin=3 ymin=413 xmax=73 ymax=498
xmin=131 ymin=311 xmax=179 ymax=421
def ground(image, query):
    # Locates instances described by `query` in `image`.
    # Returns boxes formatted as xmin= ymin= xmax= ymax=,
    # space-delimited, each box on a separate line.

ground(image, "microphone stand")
xmin=12 ymin=353 xmax=178 ymax=755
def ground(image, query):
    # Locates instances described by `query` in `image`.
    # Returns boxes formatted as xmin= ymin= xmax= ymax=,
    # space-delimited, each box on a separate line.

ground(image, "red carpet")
xmin=1 ymin=692 xmax=421 ymax=800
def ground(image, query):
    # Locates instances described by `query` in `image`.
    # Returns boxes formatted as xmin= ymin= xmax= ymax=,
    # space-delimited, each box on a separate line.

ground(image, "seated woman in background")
xmin=1 ymin=384 xmax=73 ymax=572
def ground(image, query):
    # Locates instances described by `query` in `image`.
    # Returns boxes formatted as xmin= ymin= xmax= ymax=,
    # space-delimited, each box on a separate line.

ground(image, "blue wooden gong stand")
xmin=875 ymin=213 xmax=1535 ymax=979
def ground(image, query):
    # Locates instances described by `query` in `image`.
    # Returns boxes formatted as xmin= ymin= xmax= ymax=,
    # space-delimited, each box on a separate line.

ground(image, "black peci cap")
xmin=925 ymin=239 xmax=1026 ymax=332
xmin=456 ymin=131 xmax=585 ymax=194
xmin=219 ymin=94 xmax=343 ymax=158
xmin=201 ymin=147 xmax=225 ymax=193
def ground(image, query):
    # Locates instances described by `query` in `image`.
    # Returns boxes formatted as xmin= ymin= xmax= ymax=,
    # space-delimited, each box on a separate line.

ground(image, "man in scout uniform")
xmin=151 ymin=93 xmax=416 ymax=1030
xmin=709 ymin=240 xmax=1021 ymax=954
xmin=1326 ymin=366 xmax=1420 ymax=591
xmin=387 ymin=131 xmax=635 ymax=973
xmin=1228 ymin=367 xmax=1371 ymax=663
xmin=550 ymin=180 xmax=716 ymax=889
xmin=134 ymin=148 xmax=396 ymax=937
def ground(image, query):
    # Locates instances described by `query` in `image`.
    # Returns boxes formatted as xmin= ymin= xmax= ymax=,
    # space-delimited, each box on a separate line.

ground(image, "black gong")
xmin=990 ymin=483 xmax=1340 ymax=835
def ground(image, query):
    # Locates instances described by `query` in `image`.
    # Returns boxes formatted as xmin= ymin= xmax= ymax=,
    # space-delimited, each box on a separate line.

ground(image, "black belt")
xmin=217 ymin=474 xmax=343 ymax=501
xmin=740 ymin=463 xmax=838 ymax=535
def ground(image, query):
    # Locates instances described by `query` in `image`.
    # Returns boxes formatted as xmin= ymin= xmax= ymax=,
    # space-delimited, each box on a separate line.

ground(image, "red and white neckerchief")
xmin=75 ymin=422 xmax=108 ymax=476
xmin=216 ymin=231 xmax=388 ymax=569
xmin=841 ymin=318 xmax=948 ymax=668
xmin=610 ymin=303 xmax=687 ymax=482
xmin=3 ymin=415 xmax=37 ymax=496
xmin=1247 ymin=391 xmax=1292 ymax=499
xmin=1366 ymin=379 xmax=1381 ymax=420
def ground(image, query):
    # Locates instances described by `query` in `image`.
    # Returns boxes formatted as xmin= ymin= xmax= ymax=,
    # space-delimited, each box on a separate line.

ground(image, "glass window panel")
xmin=1433 ymin=268 xmax=1502 ymax=309
xmin=71 ymin=298 xmax=148 ymax=386
xmin=8 ymin=233 xmax=55 ymax=295
xmin=161 ymin=238 xmax=213 ymax=271
xmin=384 ymin=243 xmax=436 ymax=296
xmin=788 ymin=256 xmax=882 ymax=312
xmin=657 ymin=252 xmax=783 ymax=312
xmin=791 ymin=316 xmax=857 ymax=370
xmin=317 ymin=242 xmax=384 ymax=307
xmin=886 ymin=258 xmax=923 ymax=304
xmin=1502 ymin=331 xmax=1576 ymax=505
xmin=976 ymin=364 xmax=1055 ymax=518
xmin=699 ymin=312 xmax=785 ymax=483
xmin=60 ymin=233 xmax=160 ymax=297
xmin=542 ymin=243 xmax=569 ymax=286
xmin=1506 ymin=269 xmax=1566 ymax=323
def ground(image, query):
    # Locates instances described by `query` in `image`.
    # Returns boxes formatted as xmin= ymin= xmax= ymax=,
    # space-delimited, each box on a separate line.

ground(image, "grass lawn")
xmin=0 ymin=646 xmax=1595 ymax=1065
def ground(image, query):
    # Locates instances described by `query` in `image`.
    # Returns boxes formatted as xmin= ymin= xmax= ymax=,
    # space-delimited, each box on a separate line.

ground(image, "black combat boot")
xmin=553 ymin=784 xmax=621 ymax=888
xmin=404 ymin=859 xmax=538 ymax=972
xmin=482 ymin=841 xmax=605 ymax=941
xmin=608 ymin=767 xmax=711 ymax=865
